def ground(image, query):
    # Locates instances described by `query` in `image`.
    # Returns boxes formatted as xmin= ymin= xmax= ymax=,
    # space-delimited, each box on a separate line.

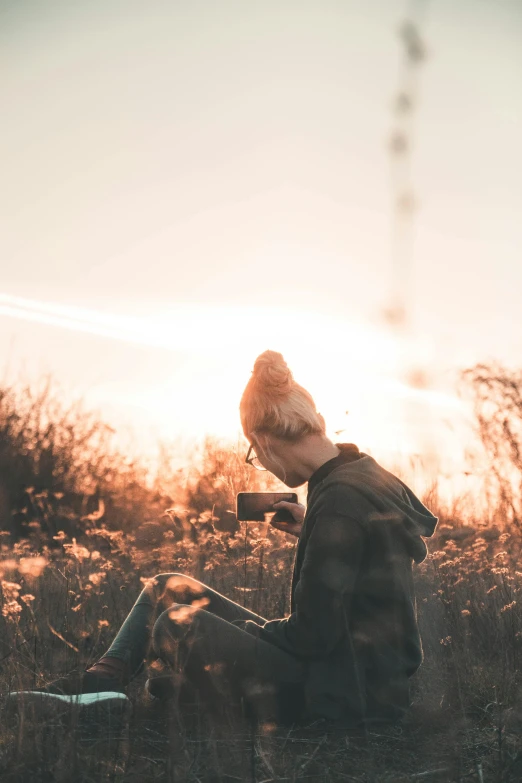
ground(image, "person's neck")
xmin=291 ymin=436 xmax=341 ymax=484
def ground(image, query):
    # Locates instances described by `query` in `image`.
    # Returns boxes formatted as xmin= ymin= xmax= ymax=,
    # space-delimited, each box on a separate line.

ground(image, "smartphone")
xmin=236 ymin=492 xmax=298 ymax=522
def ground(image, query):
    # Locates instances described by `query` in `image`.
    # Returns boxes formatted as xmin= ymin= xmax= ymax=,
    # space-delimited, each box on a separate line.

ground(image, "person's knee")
xmin=152 ymin=605 xmax=203 ymax=661
xmin=153 ymin=572 xmax=188 ymax=588
xmin=153 ymin=573 xmax=206 ymax=599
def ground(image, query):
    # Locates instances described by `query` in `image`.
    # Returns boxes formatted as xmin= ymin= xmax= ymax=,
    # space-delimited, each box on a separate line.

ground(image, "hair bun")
xmin=252 ymin=350 xmax=293 ymax=397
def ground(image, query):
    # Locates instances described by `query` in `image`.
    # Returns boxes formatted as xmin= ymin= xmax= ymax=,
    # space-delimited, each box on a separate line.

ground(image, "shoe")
xmin=145 ymin=673 xmax=179 ymax=702
xmin=22 ymin=669 xmax=127 ymax=695
xmin=7 ymin=671 xmax=130 ymax=727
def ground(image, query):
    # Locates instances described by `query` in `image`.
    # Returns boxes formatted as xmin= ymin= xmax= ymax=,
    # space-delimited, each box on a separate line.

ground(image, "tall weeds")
xmin=1 ymin=367 xmax=522 ymax=781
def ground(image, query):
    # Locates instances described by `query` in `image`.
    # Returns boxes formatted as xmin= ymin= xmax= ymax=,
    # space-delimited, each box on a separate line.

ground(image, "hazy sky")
xmin=1 ymin=0 xmax=521 ymax=494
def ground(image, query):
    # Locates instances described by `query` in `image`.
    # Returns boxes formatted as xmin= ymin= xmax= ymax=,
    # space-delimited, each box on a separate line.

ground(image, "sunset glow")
xmin=1 ymin=0 xmax=520 ymax=503
xmin=0 ymin=291 xmax=468 ymax=482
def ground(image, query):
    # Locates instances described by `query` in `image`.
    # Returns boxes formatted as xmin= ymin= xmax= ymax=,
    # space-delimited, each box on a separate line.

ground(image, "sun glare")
xmin=0 ymin=292 xmax=468 ymax=477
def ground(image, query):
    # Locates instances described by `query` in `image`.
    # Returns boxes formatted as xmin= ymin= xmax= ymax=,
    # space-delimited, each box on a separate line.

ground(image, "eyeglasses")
xmin=245 ymin=444 xmax=267 ymax=471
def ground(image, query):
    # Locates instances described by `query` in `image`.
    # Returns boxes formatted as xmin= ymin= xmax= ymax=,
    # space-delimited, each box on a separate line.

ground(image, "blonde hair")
xmin=240 ymin=350 xmax=325 ymax=443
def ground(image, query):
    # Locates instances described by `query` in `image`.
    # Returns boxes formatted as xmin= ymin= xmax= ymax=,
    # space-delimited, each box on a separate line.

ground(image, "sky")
xmin=1 ymin=0 xmax=521 ymax=500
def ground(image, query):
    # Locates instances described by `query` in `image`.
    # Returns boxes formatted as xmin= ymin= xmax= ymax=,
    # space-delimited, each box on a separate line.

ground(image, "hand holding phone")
xmin=271 ymin=501 xmax=306 ymax=538
xmin=236 ymin=492 xmax=298 ymax=522
xmin=236 ymin=492 xmax=306 ymax=538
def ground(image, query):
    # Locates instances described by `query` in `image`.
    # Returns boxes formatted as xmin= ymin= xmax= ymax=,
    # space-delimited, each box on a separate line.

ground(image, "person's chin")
xmin=285 ymin=476 xmax=306 ymax=489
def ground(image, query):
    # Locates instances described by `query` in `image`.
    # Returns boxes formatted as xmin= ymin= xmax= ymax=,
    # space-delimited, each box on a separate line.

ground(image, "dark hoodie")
xmin=250 ymin=443 xmax=438 ymax=723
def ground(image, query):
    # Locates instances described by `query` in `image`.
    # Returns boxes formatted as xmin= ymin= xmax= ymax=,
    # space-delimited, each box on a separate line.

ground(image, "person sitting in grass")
xmin=10 ymin=349 xmax=438 ymax=727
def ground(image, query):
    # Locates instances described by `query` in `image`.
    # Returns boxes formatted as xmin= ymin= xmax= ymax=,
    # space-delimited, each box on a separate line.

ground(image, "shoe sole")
xmin=7 ymin=690 xmax=130 ymax=730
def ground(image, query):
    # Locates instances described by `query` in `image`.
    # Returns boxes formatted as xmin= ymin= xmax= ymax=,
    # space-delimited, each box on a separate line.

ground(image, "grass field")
xmin=1 ymin=376 xmax=522 ymax=782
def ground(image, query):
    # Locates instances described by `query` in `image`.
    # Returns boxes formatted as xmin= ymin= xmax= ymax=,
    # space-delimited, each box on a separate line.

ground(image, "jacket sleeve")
xmin=241 ymin=511 xmax=364 ymax=659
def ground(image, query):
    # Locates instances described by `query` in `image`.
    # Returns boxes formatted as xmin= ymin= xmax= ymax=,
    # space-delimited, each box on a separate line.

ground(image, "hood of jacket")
xmin=311 ymin=451 xmax=438 ymax=563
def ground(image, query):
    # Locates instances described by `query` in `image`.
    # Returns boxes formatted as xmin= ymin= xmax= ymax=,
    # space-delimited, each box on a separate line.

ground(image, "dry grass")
xmin=1 ymin=372 xmax=522 ymax=781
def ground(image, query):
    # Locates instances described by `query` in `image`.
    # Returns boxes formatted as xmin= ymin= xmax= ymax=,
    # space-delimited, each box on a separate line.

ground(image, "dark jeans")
xmin=102 ymin=573 xmax=308 ymax=723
